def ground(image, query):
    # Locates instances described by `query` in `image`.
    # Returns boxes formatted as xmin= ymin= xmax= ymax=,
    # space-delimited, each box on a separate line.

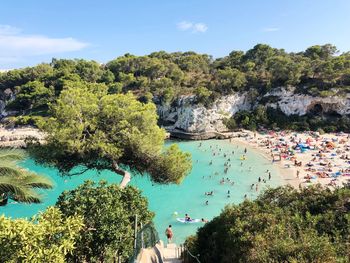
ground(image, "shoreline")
xmin=0 ymin=125 xmax=45 ymax=148
xmin=228 ymin=130 xmax=350 ymax=189
xmin=229 ymin=135 xmax=300 ymax=188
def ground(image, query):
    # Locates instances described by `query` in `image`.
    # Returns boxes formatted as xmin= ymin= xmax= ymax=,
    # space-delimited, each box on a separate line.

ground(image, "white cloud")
xmin=0 ymin=25 xmax=88 ymax=60
xmin=177 ymin=21 xmax=208 ymax=33
xmin=262 ymin=27 xmax=280 ymax=32
xmin=177 ymin=21 xmax=193 ymax=31
xmin=193 ymin=23 xmax=208 ymax=33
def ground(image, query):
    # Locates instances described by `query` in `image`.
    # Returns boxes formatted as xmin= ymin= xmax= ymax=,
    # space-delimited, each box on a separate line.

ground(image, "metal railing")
xmin=178 ymin=244 xmax=201 ymax=263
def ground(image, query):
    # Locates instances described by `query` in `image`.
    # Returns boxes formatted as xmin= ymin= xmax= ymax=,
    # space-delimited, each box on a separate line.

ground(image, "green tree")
xmin=195 ymin=86 xmax=212 ymax=105
xmin=267 ymin=56 xmax=302 ymax=86
xmin=56 ymin=180 xmax=154 ymax=262
xmin=304 ymin=44 xmax=338 ymax=60
xmin=186 ymin=185 xmax=350 ymax=263
xmin=8 ymin=80 xmax=54 ymax=111
xmin=75 ymin=60 xmax=103 ymax=82
xmin=215 ymin=68 xmax=246 ymax=92
xmin=28 ymin=83 xmax=192 ymax=185
xmin=0 ymin=206 xmax=83 ymax=263
xmin=0 ymin=149 xmax=53 ymax=206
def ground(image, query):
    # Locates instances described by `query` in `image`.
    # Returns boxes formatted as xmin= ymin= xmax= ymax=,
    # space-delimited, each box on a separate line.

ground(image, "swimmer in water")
xmin=205 ymin=200 xmax=209 ymax=205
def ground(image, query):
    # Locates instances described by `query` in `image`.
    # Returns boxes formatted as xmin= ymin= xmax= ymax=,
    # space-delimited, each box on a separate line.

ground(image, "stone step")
xmin=163 ymin=243 xmax=181 ymax=263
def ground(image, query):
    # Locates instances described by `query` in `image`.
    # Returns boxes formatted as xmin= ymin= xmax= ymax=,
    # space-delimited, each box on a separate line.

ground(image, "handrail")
xmin=180 ymin=244 xmax=201 ymax=263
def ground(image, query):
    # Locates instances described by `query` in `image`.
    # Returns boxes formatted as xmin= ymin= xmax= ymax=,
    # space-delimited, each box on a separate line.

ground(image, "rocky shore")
xmin=0 ymin=126 xmax=45 ymax=148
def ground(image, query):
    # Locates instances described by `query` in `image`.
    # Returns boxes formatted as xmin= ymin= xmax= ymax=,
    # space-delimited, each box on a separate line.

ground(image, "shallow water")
xmin=0 ymin=140 xmax=282 ymax=244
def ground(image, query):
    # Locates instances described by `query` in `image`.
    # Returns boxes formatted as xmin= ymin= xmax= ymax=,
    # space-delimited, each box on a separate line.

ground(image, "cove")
xmin=0 ymin=139 xmax=282 ymax=243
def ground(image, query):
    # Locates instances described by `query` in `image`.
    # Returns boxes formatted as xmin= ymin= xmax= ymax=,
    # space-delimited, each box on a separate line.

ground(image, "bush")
xmin=186 ymin=185 xmax=350 ymax=263
xmin=223 ymin=117 xmax=237 ymax=130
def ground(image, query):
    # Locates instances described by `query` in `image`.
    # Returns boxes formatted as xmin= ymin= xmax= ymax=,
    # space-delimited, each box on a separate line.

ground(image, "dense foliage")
xmin=0 ymin=149 xmax=53 ymax=205
xmin=1 ymin=44 xmax=350 ymax=125
xmin=56 ymin=181 xmax=153 ymax=262
xmin=0 ymin=207 xmax=83 ymax=263
xmin=224 ymin=105 xmax=350 ymax=133
xmin=185 ymin=185 xmax=350 ymax=263
xmin=27 ymin=81 xmax=191 ymax=183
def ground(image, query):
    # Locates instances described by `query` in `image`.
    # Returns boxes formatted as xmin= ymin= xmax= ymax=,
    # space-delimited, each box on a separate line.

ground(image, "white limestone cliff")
xmin=265 ymin=87 xmax=350 ymax=116
xmin=157 ymin=87 xmax=350 ymax=135
xmin=157 ymin=93 xmax=251 ymax=133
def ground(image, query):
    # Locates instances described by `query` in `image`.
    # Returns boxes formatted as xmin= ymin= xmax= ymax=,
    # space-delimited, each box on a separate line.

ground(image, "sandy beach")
xmin=230 ymin=130 xmax=350 ymax=189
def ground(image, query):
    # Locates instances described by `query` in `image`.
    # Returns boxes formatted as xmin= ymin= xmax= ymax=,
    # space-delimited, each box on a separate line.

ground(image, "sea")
xmin=0 ymin=139 xmax=283 ymax=244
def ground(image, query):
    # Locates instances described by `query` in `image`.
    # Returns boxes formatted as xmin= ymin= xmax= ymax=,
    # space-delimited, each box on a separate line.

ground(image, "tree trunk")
xmin=112 ymin=161 xmax=131 ymax=188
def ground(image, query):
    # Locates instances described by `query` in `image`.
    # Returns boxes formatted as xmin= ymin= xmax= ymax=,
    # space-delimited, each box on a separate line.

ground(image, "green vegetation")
xmin=224 ymin=106 xmax=350 ymax=133
xmin=1 ymin=43 xmax=350 ymax=125
xmin=56 ymin=181 xmax=153 ymax=262
xmin=0 ymin=207 xmax=83 ymax=263
xmin=27 ymin=83 xmax=192 ymax=183
xmin=185 ymin=185 xmax=350 ymax=263
xmin=0 ymin=149 xmax=53 ymax=205
xmin=0 ymin=180 xmax=155 ymax=263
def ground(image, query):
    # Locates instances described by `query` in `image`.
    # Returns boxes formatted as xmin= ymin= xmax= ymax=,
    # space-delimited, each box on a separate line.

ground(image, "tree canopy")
xmin=1 ymin=43 xmax=350 ymax=132
xmin=185 ymin=185 xmax=350 ymax=263
xmin=56 ymin=180 xmax=154 ymax=262
xmin=28 ymin=81 xmax=192 ymax=184
xmin=0 ymin=207 xmax=83 ymax=263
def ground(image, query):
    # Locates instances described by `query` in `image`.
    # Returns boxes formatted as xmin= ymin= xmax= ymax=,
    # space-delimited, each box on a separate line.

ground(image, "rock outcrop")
xmin=265 ymin=87 xmax=350 ymax=116
xmin=157 ymin=93 xmax=251 ymax=136
xmin=156 ymin=87 xmax=350 ymax=139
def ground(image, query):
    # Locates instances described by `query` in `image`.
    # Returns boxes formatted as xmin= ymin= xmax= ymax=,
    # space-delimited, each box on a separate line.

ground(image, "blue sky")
xmin=1 ymin=0 xmax=350 ymax=69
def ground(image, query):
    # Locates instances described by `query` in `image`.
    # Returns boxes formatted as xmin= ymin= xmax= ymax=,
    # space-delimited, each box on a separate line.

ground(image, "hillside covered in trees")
xmin=1 ymin=44 xmax=350 ymax=130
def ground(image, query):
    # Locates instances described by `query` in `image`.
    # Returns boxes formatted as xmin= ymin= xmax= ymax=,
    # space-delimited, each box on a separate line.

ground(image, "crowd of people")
xmin=235 ymin=130 xmax=350 ymax=188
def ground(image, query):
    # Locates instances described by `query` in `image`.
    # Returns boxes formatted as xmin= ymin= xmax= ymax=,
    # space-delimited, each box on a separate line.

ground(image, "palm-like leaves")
xmin=0 ymin=149 xmax=53 ymax=205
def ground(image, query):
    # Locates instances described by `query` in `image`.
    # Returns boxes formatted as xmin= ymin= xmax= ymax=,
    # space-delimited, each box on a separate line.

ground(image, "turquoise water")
xmin=0 ymin=140 xmax=282 ymax=244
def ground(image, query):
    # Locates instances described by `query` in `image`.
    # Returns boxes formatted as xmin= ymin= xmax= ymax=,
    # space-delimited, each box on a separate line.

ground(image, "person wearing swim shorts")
xmin=165 ymin=225 xmax=173 ymax=243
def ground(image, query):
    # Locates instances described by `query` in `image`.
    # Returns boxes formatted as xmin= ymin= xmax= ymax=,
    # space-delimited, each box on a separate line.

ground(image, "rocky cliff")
xmin=265 ymin=87 xmax=350 ymax=116
xmin=156 ymin=87 xmax=350 ymax=139
xmin=157 ymin=93 xmax=251 ymax=138
xmin=1 ymin=87 xmax=350 ymax=140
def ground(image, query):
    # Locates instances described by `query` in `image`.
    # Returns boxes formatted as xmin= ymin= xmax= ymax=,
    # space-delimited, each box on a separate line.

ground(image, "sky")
xmin=1 ymin=0 xmax=350 ymax=69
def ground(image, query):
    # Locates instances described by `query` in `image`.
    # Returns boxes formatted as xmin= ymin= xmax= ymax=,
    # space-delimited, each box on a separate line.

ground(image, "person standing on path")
xmin=165 ymin=225 xmax=173 ymax=243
